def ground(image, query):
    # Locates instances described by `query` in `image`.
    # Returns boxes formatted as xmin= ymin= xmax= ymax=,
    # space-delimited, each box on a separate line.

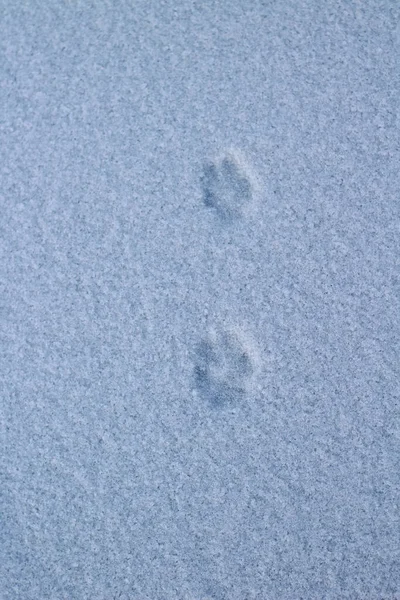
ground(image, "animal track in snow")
xmin=201 ymin=152 xmax=256 ymax=224
xmin=194 ymin=326 xmax=257 ymax=408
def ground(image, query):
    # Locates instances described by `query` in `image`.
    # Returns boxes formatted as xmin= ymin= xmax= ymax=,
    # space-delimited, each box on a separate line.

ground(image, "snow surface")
xmin=1 ymin=1 xmax=399 ymax=598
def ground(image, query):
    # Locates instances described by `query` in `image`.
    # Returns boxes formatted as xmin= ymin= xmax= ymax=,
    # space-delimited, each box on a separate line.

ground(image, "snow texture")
xmin=1 ymin=0 xmax=399 ymax=598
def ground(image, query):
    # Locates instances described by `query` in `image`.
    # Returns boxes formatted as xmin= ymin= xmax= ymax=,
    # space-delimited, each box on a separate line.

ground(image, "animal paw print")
xmin=194 ymin=327 xmax=256 ymax=408
xmin=201 ymin=152 xmax=254 ymax=223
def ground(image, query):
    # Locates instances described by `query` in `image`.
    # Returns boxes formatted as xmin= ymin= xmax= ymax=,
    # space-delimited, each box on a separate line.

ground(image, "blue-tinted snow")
xmin=1 ymin=1 xmax=399 ymax=598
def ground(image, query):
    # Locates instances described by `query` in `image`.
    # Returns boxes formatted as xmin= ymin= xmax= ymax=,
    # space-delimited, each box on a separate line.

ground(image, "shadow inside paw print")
xmin=194 ymin=328 xmax=255 ymax=408
xmin=201 ymin=154 xmax=253 ymax=223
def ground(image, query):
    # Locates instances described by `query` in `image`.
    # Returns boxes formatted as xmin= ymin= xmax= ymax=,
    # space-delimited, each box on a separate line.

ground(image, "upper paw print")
xmin=201 ymin=153 xmax=254 ymax=224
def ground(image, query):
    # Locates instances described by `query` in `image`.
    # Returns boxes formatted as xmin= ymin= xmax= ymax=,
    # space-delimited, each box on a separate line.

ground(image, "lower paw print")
xmin=201 ymin=151 xmax=256 ymax=224
xmin=194 ymin=326 xmax=257 ymax=408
